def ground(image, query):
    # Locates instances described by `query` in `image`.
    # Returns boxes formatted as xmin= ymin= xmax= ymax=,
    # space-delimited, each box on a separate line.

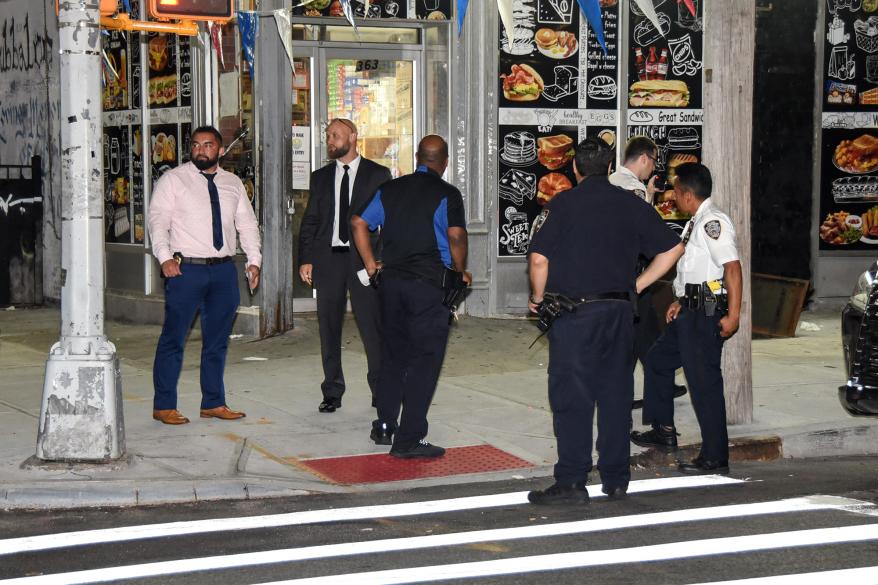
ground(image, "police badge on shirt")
xmin=704 ymin=220 xmax=722 ymax=240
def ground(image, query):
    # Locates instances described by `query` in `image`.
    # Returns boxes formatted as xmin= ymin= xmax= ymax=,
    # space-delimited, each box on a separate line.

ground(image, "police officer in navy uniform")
xmin=351 ymin=135 xmax=470 ymax=459
xmin=527 ymin=138 xmax=683 ymax=505
xmin=630 ymin=163 xmax=742 ymax=474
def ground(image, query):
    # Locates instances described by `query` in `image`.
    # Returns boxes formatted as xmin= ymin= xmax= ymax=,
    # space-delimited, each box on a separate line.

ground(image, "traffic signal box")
xmin=149 ymin=0 xmax=234 ymax=22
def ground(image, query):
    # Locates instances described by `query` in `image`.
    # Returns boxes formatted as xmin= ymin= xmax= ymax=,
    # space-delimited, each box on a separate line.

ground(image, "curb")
xmin=631 ymin=435 xmax=783 ymax=470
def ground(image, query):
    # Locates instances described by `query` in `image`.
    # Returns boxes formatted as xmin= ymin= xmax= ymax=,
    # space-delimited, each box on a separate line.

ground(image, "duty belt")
xmin=570 ymin=291 xmax=632 ymax=305
xmin=679 ymin=281 xmax=727 ymax=316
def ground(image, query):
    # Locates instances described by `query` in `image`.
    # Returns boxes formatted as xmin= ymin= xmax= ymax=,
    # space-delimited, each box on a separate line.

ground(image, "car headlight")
xmin=851 ymin=261 xmax=878 ymax=312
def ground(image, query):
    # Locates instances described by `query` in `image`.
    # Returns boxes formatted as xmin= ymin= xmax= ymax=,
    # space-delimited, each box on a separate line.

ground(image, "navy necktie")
xmin=202 ymin=172 xmax=223 ymax=251
xmin=338 ymin=164 xmax=350 ymax=244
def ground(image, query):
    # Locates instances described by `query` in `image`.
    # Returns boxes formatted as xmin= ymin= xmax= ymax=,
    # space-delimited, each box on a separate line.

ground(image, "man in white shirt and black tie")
xmin=298 ymin=118 xmax=391 ymax=413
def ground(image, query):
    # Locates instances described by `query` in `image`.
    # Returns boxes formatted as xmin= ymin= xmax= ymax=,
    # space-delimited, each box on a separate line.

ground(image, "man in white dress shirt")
xmin=298 ymin=119 xmax=391 ymax=413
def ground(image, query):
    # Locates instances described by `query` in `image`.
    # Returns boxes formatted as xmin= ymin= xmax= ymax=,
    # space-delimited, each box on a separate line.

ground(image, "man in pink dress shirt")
xmin=148 ymin=126 xmax=262 ymax=425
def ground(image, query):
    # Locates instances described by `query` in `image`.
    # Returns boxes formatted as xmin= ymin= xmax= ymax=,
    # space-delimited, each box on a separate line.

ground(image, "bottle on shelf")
xmin=657 ymin=48 xmax=669 ymax=80
xmin=646 ymin=46 xmax=658 ymax=80
xmin=634 ymin=47 xmax=646 ymax=81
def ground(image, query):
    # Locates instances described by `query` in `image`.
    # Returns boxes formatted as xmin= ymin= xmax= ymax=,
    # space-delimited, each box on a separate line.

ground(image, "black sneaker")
xmin=370 ymin=420 xmax=395 ymax=446
xmin=389 ymin=440 xmax=445 ymax=459
xmin=528 ymin=481 xmax=590 ymax=506
xmin=630 ymin=424 xmax=678 ymax=452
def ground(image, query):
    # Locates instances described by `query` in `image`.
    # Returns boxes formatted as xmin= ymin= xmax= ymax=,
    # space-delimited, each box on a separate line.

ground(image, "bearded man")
xmin=298 ymin=118 xmax=392 ymax=414
xmin=148 ymin=126 xmax=262 ymax=425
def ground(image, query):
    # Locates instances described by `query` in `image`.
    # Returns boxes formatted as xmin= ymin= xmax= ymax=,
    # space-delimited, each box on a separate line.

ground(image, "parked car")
xmin=840 ymin=260 xmax=878 ymax=415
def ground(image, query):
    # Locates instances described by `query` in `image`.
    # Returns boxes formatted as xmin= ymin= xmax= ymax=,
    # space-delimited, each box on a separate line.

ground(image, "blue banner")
xmin=457 ymin=0 xmax=468 ymax=35
xmin=577 ymin=0 xmax=607 ymax=56
xmin=237 ymin=11 xmax=259 ymax=72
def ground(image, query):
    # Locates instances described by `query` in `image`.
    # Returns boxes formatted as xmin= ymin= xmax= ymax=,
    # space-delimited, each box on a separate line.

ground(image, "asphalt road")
xmin=1 ymin=457 xmax=877 ymax=584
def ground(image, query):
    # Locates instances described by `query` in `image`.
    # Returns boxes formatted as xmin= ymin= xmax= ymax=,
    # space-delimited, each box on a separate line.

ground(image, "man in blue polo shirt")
xmin=351 ymin=135 xmax=470 ymax=459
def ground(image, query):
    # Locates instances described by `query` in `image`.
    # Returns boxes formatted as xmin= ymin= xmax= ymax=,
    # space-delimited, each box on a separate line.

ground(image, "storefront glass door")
xmin=291 ymin=47 xmax=421 ymax=310
xmin=320 ymin=50 xmax=418 ymax=178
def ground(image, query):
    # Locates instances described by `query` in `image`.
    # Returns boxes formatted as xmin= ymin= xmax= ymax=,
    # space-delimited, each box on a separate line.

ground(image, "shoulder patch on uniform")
xmin=704 ymin=220 xmax=722 ymax=240
xmin=530 ymin=209 xmax=550 ymax=240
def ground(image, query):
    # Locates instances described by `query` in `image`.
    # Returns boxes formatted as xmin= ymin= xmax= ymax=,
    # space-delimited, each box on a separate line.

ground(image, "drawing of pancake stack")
xmin=500 ymin=131 xmax=538 ymax=166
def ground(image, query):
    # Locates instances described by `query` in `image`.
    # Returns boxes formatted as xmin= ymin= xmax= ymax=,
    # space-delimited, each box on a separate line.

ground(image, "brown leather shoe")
xmin=200 ymin=405 xmax=246 ymax=420
xmin=153 ymin=409 xmax=190 ymax=425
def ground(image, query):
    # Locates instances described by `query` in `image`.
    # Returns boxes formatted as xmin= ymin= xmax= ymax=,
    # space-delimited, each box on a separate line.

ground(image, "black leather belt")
xmin=179 ymin=256 xmax=233 ymax=265
xmin=331 ymin=246 xmax=350 ymax=253
xmin=572 ymin=292 xmax=631 ymax=305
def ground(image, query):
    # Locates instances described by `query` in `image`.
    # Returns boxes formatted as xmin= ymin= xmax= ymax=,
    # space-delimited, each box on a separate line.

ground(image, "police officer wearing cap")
xmin=527 ymin=138 xmax=683 ymax=505
xmin=630 ymin=162 xmax=742 ymax=474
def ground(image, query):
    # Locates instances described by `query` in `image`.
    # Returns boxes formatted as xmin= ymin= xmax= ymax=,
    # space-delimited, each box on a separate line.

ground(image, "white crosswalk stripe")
xmin=2 ymin=496 xmax=870 ymax=585
xmin=0 ymin=474 xmax=742 ymax=556
xmin=1 ymin=475 xmax=876 ymax=585
xmin=688 ymin=567 xmax=878 ymax=584
xmin=256 ymin=525 xmax=878 ymax=585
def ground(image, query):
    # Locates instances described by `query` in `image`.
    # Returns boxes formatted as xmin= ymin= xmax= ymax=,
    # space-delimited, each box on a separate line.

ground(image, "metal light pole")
xmin=36 ymin=0 xmax=125 ymax=460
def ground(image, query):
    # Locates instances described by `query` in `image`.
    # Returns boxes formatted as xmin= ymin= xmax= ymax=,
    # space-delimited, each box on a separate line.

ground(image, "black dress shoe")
xmin=370 ymin=420 xmax=395 ymax=446
xmin=678 ymin=458 xmax=729 ymax=475
xmin=632 ymin=385 xmax=687 ymax=410
xmin=630 ymin=424 xmax=678 ymax=452
xmin=528 ymin=481 xmax=590 ymax=505
xmin=318 ymin=397 xmax=342 ymax=413
xmin=389 ymin=440 xmax=445 ymax=459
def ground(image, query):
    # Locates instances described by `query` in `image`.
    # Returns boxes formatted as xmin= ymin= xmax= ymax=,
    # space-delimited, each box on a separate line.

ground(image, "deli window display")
xmin=818 ymin=1 xmax=878 ymax=251
xmin=101 ymin=1 xmax=194 ymax=251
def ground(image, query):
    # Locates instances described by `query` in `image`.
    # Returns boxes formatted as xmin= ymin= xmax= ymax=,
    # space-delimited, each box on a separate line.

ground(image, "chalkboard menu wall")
xmin=497 ymin=0 xmax=620 ymax=257
xmin=819 ymin=0 xmax=878 ymax=251
xmin=292 ymin=0 xmax=452 ymax=19
xmin=625 ymin=0 xmax=704 ymax=229
xmin=100 ymin=0 xmax=192 ymax=246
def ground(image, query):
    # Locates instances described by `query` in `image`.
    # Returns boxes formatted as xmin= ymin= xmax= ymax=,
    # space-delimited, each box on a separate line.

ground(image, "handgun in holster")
xmin=701 ymin=281 xmax=717 ymax=317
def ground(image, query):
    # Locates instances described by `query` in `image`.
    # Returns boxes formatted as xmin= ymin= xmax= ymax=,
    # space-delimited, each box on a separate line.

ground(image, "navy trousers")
xmin=153 ymin=262 xmax=240 ymax=410
xmin=375 ymin=275 xmax=450 ymax=450
xmin=642 ymin=307 xmax=729 ymax=462
xmin=547 ymin=301 xmax=634 ymax=491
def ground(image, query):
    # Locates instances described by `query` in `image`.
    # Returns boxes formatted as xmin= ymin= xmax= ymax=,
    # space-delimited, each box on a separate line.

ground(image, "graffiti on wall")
xmin=0 ymin=13 xmax=54 ymax=73
xmin=0 ymin=4 xmax=61 ymax=299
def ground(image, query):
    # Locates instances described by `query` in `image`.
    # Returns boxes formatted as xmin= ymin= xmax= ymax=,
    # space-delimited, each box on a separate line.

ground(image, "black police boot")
xmin=678 ymin=457 xmax=729 ymax=475
xmin=602 ymin=485 xmax=628 ymax=500
xmin=370 ymin=420 xmax=395 ymax=446
xmin=527 ymin=481 xmax=590 ymax=506
xmin=630 ymin=424 xmax=678 ymax=452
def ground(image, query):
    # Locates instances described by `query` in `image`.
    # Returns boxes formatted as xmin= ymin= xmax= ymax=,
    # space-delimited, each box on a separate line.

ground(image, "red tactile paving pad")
xmin=299 ymin=445 xmax=534 ymax=485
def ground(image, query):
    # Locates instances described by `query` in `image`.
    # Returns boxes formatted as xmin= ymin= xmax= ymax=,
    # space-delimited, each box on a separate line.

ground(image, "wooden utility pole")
xmin=702 ymin=1 xmax=756 ymax=424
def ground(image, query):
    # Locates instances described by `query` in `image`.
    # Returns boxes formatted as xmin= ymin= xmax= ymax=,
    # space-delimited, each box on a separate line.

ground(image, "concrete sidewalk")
xmin=0 ymin=305 xmax=875 ymax=510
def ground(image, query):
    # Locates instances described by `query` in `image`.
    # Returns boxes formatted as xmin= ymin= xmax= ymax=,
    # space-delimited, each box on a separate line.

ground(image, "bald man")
xmin=299 ymin=118 xmax=392 ymax=413
xmin=352 ymin=135 xmax=470 ymax=458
